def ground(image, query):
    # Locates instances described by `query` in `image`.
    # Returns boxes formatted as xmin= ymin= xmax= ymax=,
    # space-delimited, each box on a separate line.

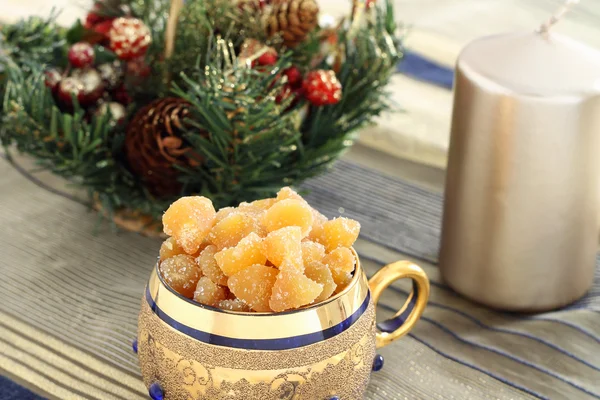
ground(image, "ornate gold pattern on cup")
xmin=137 ymin=249 xmax=430 ymax=399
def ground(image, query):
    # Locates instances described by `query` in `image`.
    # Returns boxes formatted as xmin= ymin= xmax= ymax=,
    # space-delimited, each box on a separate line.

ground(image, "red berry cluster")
xmin=109 ymin=17 xmax=152 ymax=61
xmin=68 ymin=42 xmax=95 ymax=68
xmin=43 ymin=12 xmax=152 ymax=122
xmin=302 ymin=70 xmax=343 ymax=106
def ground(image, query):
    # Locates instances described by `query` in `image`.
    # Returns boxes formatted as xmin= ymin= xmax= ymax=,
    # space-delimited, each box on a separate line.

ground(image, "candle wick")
xmin=537 ymin=0 xmax=580 ymax=35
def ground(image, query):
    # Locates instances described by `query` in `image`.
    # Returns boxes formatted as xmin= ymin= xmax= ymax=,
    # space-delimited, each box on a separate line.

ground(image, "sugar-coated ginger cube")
xmin=322 ymin=247 xmax=356 ymax=273
xmin=215 ymin=207 xmax=236 ymax=223
xmin=196 ymin=245 xmax=228 ymax=286
xmin=276 ymin=187 xmax=303 ymax=202
xmin=304 ymin=262 xmax=337 ymax=303
xmin=262 ymin=199 xmax=314 ymax=237
xmin=301 ymin=241 xmax=326 ymax=266
xmin=215 ymin=233 xmax=267 ymax=276
xmin=228 ymin=264 xmax=278 ymax=312
xmin=269 ymin=269 xmax=323 ymax=312
xmin=193 ymin=276 xmax=229 ymax=307
xmin=314 ymin=217 xmax=360 ymax=252
xmin=209 ymin=212 xmax=257 ymax=250
xmin=308 ymin=210 xmax=328 ymax=242
xmin=163 ymin=197 xmax=216 ymax=254
xmin=217 ymin=298 xmax=251 ymax=312
xmin=238 ymin=198 xmax=277 ymax=215
xmin=159 ymin=254 xmax=202 ymax=298
xmin=264 ymin=226 xmax=303 ymax=269
xmin=331 ymin=268 xmax=353 ymax=293
xmin=269 ymin=268 xmax=323 ymax=312
xmin=159 ymin=237 xmax=186 ymax=261
xmin=322 ymin=247 xmax=356 ymax=291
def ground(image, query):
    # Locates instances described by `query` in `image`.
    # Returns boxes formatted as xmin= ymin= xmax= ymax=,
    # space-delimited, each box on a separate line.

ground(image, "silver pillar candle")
xmin=439 ymin=23 xmax=600 ymax=311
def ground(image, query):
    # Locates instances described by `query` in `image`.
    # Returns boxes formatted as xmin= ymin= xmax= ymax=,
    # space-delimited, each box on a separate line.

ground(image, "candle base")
xmin=440 ymin=268 xmax=593 ymax=313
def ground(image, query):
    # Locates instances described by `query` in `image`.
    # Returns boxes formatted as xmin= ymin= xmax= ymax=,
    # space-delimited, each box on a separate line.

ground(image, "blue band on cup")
xmin=145 ymin=287 xmax=371 ymax=350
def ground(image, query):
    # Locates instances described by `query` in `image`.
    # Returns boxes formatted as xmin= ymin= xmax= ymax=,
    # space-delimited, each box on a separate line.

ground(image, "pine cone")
xmin=124 ymin=98 xmax=203 ymax=197
xmin=267 ymin=0 xmax=319 ymax=48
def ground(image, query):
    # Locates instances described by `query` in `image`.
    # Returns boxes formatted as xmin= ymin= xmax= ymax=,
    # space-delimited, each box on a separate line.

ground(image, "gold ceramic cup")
xmin=137 ymin=250 xmax=430 ymax=400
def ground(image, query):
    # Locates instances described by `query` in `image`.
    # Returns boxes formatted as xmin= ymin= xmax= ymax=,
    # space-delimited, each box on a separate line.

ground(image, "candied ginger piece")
xmin=193 ymin=276 xmax=228 ymax=307
xmin=215 ymin=207 xmax=236 ymax=223
xmin=262 ymin=199 xmax=314 ymax=237
xmin=314 ymin=217 xmax=360 ymax=252
xmin=264 ymin=226 xmax=303 ymax=269
xmin=276 ymin=187 xmax=303 ymax=201
xmin=196 ymin=245 xmax=228 ymax=286
xmin=217 ymin=298 xmax=251 ymax=312
xmin=159 ymin=237 xmax=186 ymax=261
xmin=215 ymin=233 xmax=267 ymax=276
xmin=228 ymin=264 xmax=278 ymax=312
xmin=163 ymin=197 xmax=216 ymax=254
xmin=238 ymin=198 xmax=277 ymax=215
xmin=269 ymin=269 xmax=323 ymax=312
xmin=322 ymin=247 xmax=356 ymax=290
xmin=331 ymin=269 xmax=353 ymax=293
xmin=305 ymin=262 xmax=337 ymax=303
xmin=322 ymin=247 xmax=356 ymax=273
xmin=209 ymin=212 xmax=257 ymax=250
xmin=308 ymin=210 xmax=328 ymax=242
xmin=301 ymin=241 xmax=325 ymax=266
xmin=159 ymin=255 xmax=202 ymax=298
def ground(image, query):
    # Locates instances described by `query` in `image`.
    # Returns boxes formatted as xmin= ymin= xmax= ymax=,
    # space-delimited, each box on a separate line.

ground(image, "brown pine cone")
xmin=266 ymin=0 xmax=319 ymax=48
xmin=124 ymin=98 xmax=203 ymax=197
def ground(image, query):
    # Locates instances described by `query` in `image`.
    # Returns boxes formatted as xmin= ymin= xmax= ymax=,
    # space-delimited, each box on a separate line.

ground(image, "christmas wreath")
xmin=0 ymin=0 xmax=401 ymax=232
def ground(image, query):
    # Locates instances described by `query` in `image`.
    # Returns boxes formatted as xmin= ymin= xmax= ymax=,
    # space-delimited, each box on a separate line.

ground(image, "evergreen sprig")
xmin=0 ymin=0 xmax=402 ymax=223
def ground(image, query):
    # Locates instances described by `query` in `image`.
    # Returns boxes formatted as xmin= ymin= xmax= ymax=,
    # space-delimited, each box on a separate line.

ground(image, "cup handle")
xmin=368 ymin=261 xmax=430 ymax=348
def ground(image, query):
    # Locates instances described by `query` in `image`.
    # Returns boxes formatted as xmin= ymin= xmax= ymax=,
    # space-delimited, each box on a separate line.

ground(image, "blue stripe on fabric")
xmin=397 ymin=50 xmax=454 ymax=90
xmin=0 ymin=374 xmax=47 ymax=400
xmin=145 ymin=287 xmax=370 ymax=350
xmin=378 ymin=302 xmax=548 ymax=400
xmin=381 ymin=283 xmax=600 ymax=372
xmin=405 ymin=332 xmax=549 ymax=400
xmin=358 ymin=249 xmax=600 ymax=343
xmin=420 ymin=317 xmax=600 ymax=398
xmin=527 ymin=316 xmax=600 ymax=344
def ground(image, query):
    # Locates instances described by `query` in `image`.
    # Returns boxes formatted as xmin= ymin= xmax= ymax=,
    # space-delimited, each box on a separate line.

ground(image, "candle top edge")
xmin=457 ymin=31 xmax=600 ymax=96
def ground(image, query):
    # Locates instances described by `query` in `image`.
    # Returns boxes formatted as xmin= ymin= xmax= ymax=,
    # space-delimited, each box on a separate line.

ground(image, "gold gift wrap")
xmin=137 ymin=250 xmax=430 ymax=399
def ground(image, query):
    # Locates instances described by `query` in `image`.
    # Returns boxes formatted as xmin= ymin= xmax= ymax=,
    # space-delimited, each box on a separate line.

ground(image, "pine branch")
xmin=301 ymin=1 xmax=402 ymax=149
xmin=1 ymin=0 xmax=403 ymax=220
xmin=169 ymin=38 xmax=304 ymax=206
xmin=0 ymin=12 xmax=67 ymax=70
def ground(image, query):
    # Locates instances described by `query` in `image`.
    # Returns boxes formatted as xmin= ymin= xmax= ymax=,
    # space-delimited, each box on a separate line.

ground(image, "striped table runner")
xmin=0 ymin=154 xmax=599 ymax=400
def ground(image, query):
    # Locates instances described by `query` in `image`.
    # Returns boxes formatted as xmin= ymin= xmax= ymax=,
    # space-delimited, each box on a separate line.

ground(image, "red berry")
xmin=112 ymin=84 xmax=131 ymax=105
xmin=57 ymin=78 xmax=85 ymax=106
xmin=95 ymin=101 xmax=126 ymax=124
xmin=71 ymin=68 xmax=105 ymax=106
xmin=283 ymin=66 xmax=302 ymax=88
xmin=109 ymin=17 xmax=151 ymax=60
xmin=126 ymin=56 xmax=151 ymax=77
xmin=256 ymin=51 xmax=278 ymax=66
xmin=97 ymin=61 xmax=124 ymax=90
xmin=84 ymin=12 xmax=103 ymax=29
xmin=44 ymin=69 xmax=62 ymax=91
xmin=84 ymin=3 xmax=104 ymax=28
xmin=93 ymin=19 xmax=115 ymax=36
xmin=68 ymin=42 xmax=95 ymax=68
xmin=302 ymin=70 xmax=343 ymax=106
